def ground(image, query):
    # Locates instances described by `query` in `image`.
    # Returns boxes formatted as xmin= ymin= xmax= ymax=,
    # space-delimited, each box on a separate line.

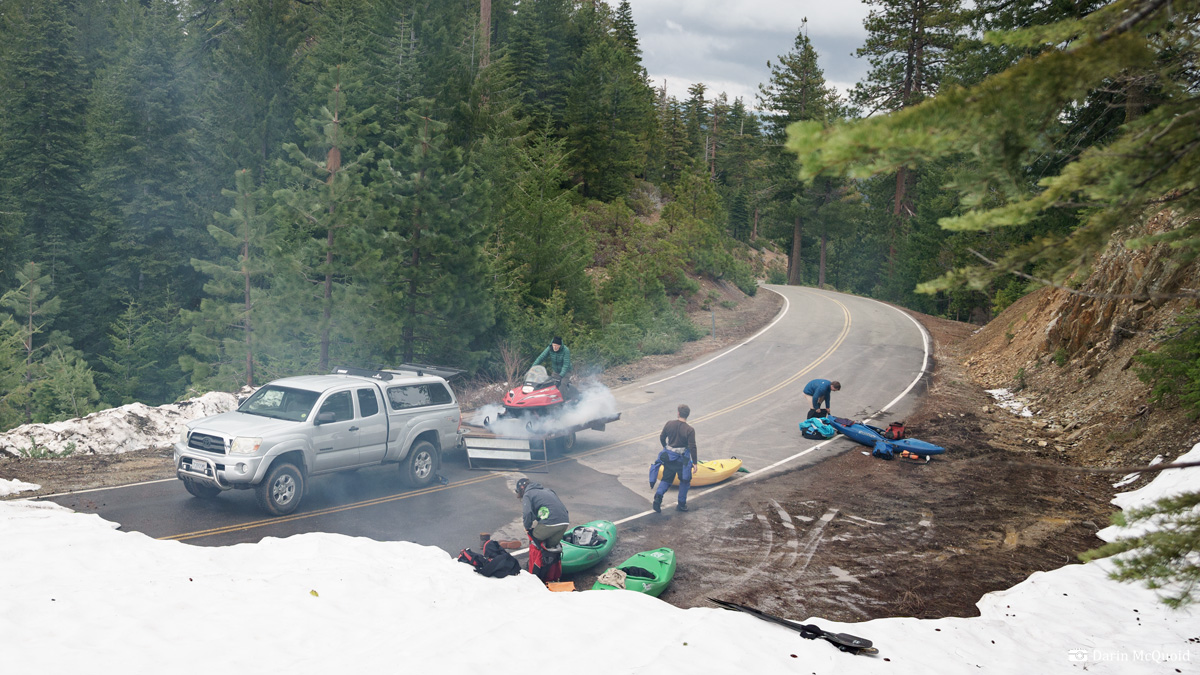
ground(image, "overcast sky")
xmin=619 ymin=0 xmax=871 ymax=106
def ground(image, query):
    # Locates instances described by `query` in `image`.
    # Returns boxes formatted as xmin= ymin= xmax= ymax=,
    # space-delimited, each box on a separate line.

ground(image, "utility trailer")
xmin=459 ymin=412 xmax=621 ymax=472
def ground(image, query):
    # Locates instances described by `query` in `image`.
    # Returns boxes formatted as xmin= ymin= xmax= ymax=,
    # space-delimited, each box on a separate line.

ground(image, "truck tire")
xmin=403 ymin=440 xmax=437 ymax=488
xmin=559 ymin=431 xmax=577 ymax=452
xmin=182 ymin=477 xmax=221 ymax=499
xmin=256 ymin=461 xmax=304 ymax=516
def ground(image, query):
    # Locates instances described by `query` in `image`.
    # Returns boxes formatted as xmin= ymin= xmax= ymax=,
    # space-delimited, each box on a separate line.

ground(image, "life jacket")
xmin=882 ymin=421 xmax=906 ymax=440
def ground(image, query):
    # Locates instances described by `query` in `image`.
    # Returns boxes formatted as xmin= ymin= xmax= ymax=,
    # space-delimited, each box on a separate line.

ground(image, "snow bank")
xmin=0 ymin=391 xmax=239 ymax=458
xmin=0 ymin=477 xmax=39 ymax=497
xmin=2 ymin=446 xmax=1198 ymax=672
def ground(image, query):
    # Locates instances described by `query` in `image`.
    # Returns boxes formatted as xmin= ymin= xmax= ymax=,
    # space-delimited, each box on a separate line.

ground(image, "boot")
xmin=652 ymin=495 xmax=662 ymax=513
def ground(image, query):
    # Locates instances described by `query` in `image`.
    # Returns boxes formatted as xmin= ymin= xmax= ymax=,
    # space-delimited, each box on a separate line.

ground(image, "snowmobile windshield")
xmin=523 ymin=365 xmax=554 ymax=388
xmin=237 ymin=385 xmax=321 ymax=421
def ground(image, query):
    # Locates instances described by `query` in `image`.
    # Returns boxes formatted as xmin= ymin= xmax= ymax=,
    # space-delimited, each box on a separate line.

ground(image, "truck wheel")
xmin=403 ymin=440 xmax=437 ymax=488
xmin=560 ymin=431 xmax=577 ymax=452
xmin=255 ymin=462 xmax=304 ymax=516
xmin=182 ymin=478 xmax=220 ymax=499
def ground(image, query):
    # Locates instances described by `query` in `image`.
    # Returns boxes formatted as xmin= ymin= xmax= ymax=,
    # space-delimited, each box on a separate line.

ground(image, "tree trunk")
xmin=243 ymin=234 xmax=254 ymax=388
xmin=479 ymin=0 xmax=492 ymax=69
xmin=787 ymin=215 xmax=803 ymax=285
xmin=752 ymin=206 xmax=759 ymax=240
xmin=818 ymin=233 xmax=827 ymax=289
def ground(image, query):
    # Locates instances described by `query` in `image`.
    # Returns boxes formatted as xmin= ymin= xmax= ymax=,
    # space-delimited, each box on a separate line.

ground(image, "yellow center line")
xmin=161 ymin=292 xmax=852 ymax=542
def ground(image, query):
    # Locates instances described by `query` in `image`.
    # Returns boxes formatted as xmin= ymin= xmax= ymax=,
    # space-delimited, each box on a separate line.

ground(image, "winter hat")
xmin=551 ymin=336 xmax=563 ymax=346
xmin=515 ymin=478 xmax=530 ymax=497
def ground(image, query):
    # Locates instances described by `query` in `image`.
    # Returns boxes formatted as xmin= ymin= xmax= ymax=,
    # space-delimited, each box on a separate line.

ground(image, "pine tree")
xmin=96 ymin=298 xmax=158 ymax=405
xmin=565 ymin=33 xmax=655 ymax=200
xmin=682 ymin=83 xmax=709 ymax=163
xmin=373 ymin=105 xmax=495 ymax=366
xmin=82 ymin=0 xmax=203 ymax=356
xmin=274 ymin=62 xmax=379 ymax=373
xmin=507 ymin=1 xmax=552 ymax=123
xmin=789 ymin=0 xmax=1200 ymax=293
xmin=498 ymin=128 xmax=594 ymax=310
xmin=35 ymin=346 xmax=101 ymax=422
xmin=849 ymin=0 xmax=965 ymax=279
xmin=612 ymin=0 xmax=641 ymax=61
xmin=0 ymin=0 xmax=91 ymax=297
xmin=757 ymin=24 xmax=841 ymax=285
xmin=0 ymin=262 xmax=63 ymax=423
xmin=192 ymin=0 xmax=310 ymax=184
xmin=181 ymin=170 xmax=276 ymax=391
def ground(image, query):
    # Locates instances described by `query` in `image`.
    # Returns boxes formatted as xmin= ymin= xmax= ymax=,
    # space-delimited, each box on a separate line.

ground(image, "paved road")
xmin=46 ymin=285 xmax=929 ymax=553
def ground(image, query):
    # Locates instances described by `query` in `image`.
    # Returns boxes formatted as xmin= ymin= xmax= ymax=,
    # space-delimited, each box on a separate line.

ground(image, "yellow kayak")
xmin=657 ymin=458 xmax=743 ymax=487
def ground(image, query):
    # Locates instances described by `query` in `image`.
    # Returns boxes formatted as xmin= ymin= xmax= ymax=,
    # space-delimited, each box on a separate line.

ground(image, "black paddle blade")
xmin=708 ymin=598 xmax=878 ymax=655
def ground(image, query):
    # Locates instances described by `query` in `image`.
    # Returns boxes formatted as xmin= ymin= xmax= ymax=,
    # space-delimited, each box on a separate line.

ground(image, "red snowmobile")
xmin=499 ymin=365 xmax=568 ymax=421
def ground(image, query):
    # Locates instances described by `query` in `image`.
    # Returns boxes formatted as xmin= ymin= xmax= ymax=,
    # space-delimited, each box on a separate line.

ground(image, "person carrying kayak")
xmin=649 ymin=404 xmax=698 ymax=513
xmin=803 ymin=378 xmax=841 ymax=416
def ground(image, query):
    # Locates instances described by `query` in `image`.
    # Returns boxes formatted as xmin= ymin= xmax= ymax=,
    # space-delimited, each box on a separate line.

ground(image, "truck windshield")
xmin=238 ymin=385 xmax=320 ymax=421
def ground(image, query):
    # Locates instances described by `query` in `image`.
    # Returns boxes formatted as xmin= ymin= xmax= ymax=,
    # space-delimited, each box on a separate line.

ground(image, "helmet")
xmin=514 ymin=478 xmax=530 ymax=497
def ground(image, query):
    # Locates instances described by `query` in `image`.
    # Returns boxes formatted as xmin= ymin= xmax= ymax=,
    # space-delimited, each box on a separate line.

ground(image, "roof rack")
xmin=386 ymin=363 xmax=466 ymax=380
xmin=330 ymin=366 xmax=394 ymax=381
xmin=330 ymin=364 xmax=466 ymax=381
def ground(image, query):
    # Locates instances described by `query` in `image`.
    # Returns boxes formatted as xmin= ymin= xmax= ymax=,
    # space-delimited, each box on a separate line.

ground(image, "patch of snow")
xmin=2 ymin=445 xmax=1199 ymax=672
xmin=0 ymin=477 xmax=40 ymax=497
xmin=986 ymin=388 xmax=1034 ymax=417
xmin=1112 ymin=455 xmax=1163 ymax=489
xmin=0 ymin=391 xmax=240 ymax=459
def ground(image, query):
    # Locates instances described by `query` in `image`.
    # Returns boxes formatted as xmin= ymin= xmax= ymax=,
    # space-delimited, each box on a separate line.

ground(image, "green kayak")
xmin=591 ymin=547 xmax=676 ymax=597
xmin=560 ymin=520 xmax=618 ymax=574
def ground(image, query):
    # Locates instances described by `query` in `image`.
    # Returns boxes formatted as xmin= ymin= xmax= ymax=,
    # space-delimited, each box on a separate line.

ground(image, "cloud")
xmin=619 ymin=0 xmax=871 ymax=107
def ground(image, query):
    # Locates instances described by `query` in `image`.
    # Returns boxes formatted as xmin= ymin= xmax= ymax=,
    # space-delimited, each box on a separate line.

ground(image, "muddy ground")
xmin=1 ymin=285 xmax=1127 ymax=623
xmin=570 ymin=310 xmax=1123 ymax=622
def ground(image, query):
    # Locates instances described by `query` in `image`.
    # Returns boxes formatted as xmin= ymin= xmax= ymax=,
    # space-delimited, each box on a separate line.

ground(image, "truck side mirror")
xmin=315 ymin=411 xmax=336 ymax=425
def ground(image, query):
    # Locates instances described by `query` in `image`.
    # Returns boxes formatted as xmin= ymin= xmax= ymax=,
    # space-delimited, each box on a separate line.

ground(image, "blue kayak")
xmin=828 ymin=418 xmax=945 ymax=458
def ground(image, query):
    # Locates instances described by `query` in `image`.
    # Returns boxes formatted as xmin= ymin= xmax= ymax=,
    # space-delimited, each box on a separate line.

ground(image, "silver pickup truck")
xmin=173 ymin=366 xmax=462 ymax=516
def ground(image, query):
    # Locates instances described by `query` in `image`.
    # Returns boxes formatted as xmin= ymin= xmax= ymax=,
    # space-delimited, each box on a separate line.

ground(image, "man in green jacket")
xmin=532 ymin=336 xmax=574 ymax=401
xmin=532 ymin=336 xmax=571 ymax=377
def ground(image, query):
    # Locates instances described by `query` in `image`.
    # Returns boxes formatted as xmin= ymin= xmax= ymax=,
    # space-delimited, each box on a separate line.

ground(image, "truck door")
xmin=311 ymin=390 xmax=359 ymax=473
xmin=354 ymin=386 xmax=388 ymax=464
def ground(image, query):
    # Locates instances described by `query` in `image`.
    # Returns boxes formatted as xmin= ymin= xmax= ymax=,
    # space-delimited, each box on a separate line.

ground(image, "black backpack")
xmin=457 ymin=539 xmax=522 ymax=578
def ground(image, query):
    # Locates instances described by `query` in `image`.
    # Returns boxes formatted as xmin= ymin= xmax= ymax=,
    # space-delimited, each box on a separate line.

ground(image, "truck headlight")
xmin=229 ymin=436 xmax=263 ymax=455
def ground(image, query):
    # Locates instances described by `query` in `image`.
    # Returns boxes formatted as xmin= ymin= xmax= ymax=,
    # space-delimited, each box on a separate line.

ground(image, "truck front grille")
xmin=188 ymin=432 xmax=226 ymax=454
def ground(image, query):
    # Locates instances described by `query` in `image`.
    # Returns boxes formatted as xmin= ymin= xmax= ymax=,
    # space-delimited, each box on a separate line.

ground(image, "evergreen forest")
xmin=1 ymin=0 xmax=1196 ymax=432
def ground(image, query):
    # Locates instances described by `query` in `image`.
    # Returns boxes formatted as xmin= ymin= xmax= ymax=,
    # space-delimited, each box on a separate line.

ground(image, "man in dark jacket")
xmin=532 ymin=336 xmax=575 ymax=400
xmin=802 ymin=378 xmax=841 ymax=415
xmin=649 ymin=404 xmax=698 ymax=513
xmin=515 ymin=478 xmax=570 ymax=582
xmin=532 ymin=337 xmax=571 ymax=377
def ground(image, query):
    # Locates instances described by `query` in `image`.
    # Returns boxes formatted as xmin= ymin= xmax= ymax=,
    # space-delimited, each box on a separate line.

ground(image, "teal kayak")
xmin=591 ymin=547 xmax=676 ymax=597
xmin=560 ymin=520 xmax=617 ymax=574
